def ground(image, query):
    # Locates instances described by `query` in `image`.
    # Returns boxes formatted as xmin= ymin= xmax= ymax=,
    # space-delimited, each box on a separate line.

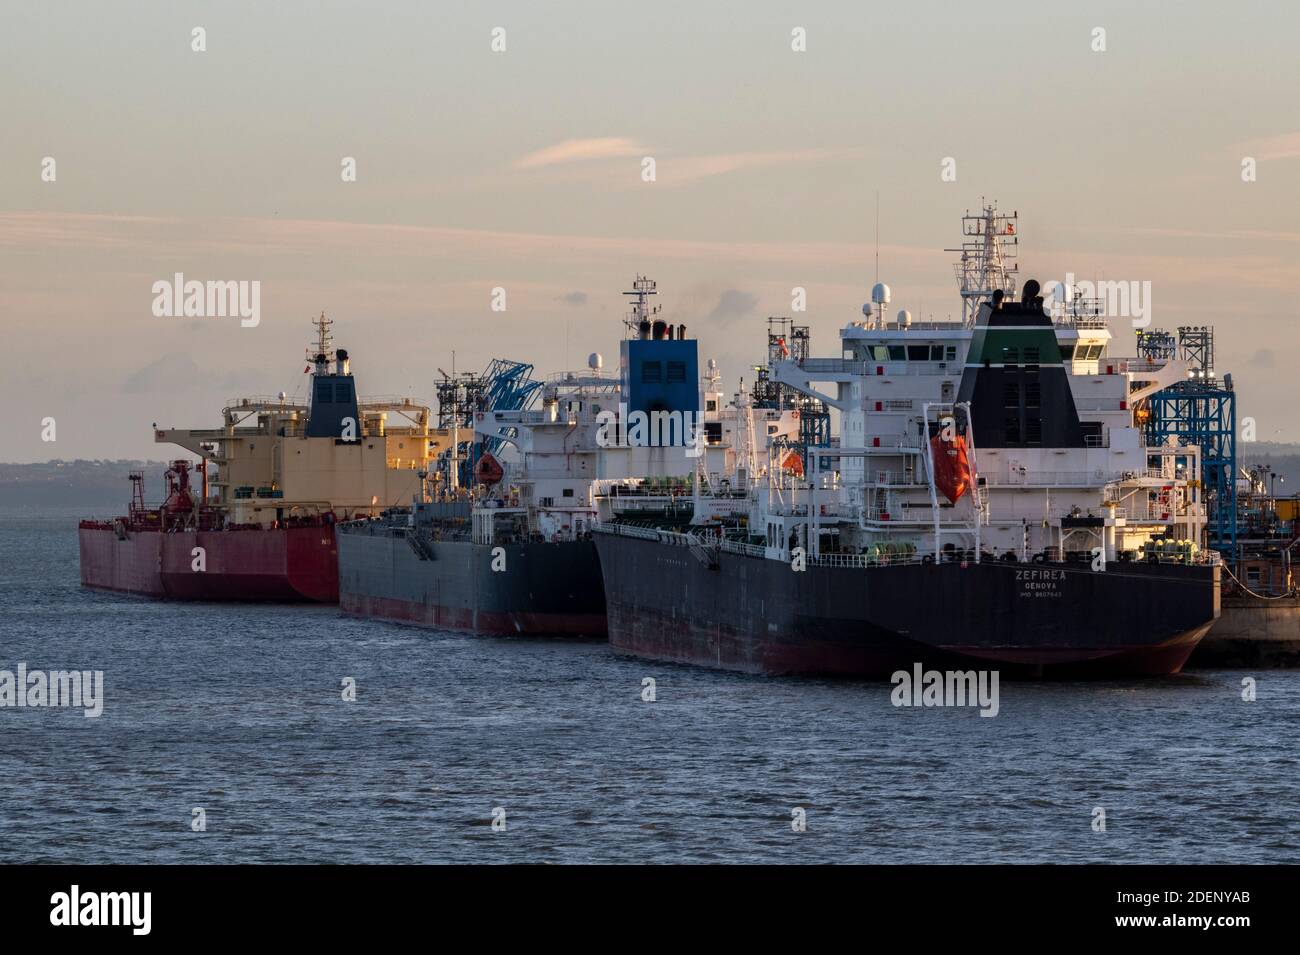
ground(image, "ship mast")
xmin=945 ymin=201 xmax=1019 ymax=325
xmin=622 ymin=275 xmax=659 ymax=335
xmin=308 ymin=311 xmax=335 ymax=365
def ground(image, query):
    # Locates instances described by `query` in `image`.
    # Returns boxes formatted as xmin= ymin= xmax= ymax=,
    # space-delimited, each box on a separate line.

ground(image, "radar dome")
xmin=896 ymin=309 xmax=912 ymax=328
xmin=587 ymin=352 xmax=603 ymax=371
xmin=871 ymin=282 xmax=891 ymax=305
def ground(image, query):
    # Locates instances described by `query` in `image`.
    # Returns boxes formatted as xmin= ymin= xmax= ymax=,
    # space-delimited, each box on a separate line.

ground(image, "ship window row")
xmin=1060 ymin=343 xmax=1106 ymax=360
xmin=850 ymin=344 xmax=958 ymax=362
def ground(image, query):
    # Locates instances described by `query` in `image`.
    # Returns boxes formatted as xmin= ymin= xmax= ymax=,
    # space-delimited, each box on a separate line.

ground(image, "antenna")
xmin=874 ymin=191 xmax=880 ymax=284
xmin=309 ymin=311 xmax=333 ymax=361
xmin=622 ymin=275 xmax=660 ymax=336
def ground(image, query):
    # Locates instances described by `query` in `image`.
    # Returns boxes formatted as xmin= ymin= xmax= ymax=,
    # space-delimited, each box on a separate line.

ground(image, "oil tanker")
xmin=79 ymin=315 xmax=445 ymax=602
xmin=594 ymin=206 xmax=1221 ymax=677
xmin=335 ymin=277 xmax=769 ymax=635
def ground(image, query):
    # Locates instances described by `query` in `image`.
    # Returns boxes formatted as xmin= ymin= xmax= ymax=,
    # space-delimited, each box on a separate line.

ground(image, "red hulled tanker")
xmin=79 ymin=315 xmax=442 ymax=602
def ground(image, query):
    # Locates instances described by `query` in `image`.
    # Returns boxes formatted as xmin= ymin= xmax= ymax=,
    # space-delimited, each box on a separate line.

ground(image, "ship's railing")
xmin=1115 ymin=359 xmax=1165 ymax=374
xmin=807 ymin=360 xmax=962 ymax=377
xmin=798 ymin=358 xmax=869 ymax=376
xmin=223 ymin=396 xmax=311 ymax=412
xmin=867 ymin=470 xmax=917 ymax=486
xmin=719 ymin=539 xmax=767 ymax=559
xmin=985 ymin=470 xmax=1105 ymax=486
xmin=358 ymin=395 xmax=428 ymax=409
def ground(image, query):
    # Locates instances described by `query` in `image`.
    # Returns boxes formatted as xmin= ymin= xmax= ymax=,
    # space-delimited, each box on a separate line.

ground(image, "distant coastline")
xmin=0 ymin=459 xmax=172 ymax=508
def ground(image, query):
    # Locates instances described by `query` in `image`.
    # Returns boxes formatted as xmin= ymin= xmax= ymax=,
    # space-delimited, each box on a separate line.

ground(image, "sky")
xmin=2 ymin=0 xmax=1298 ymax=462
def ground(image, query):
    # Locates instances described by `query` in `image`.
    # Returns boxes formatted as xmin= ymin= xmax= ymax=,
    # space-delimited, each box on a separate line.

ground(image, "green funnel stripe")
xmin=965 ymin=327 xmax=1063 ymax=366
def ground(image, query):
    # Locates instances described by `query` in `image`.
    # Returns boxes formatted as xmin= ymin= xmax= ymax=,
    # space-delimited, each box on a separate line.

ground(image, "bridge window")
xmin=907 ymin=345 xmax=929 ymax=360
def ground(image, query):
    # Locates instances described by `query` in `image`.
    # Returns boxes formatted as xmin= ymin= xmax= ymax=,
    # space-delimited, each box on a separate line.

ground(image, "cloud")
xmin=1231 ymin=132 xmax=1300 ymax=161
xmin=122 ymin=353 xmax=201 ymax=394
xmin=705 ymin=289 xmax=759 ymax=324
xmin=513 ymin=137 xmax=646 ymax=169
xmin=558 ymin=291 xmax=588 ymax=306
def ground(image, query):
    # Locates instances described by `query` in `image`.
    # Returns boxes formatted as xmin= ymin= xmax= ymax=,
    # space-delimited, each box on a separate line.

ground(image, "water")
xmin=2 ymin=505 xmax=1296 ymax=863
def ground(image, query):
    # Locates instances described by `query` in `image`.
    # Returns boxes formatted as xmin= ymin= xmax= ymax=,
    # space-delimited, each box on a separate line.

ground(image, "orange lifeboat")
xmin=781 ymin=451 xmax=805 ymax=477
xmin=474 ymin=451 xmax=505 ymax=486
xmin=930 ymin=432 xmax=971 ymax=504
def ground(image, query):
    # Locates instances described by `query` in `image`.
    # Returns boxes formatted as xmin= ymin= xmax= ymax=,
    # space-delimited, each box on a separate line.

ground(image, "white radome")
xmin=588 ymin=352 xmax=603 ymax=371
xmin=871 ymin=282 xmax=891 ymax=305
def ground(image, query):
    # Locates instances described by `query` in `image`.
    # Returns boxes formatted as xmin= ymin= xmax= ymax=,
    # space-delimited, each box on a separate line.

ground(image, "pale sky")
xmin=3 ymin=0 xmax=1298 ymax=461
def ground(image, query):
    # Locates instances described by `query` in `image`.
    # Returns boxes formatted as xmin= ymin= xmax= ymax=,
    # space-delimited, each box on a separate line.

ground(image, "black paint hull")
xmin=594 ymin=532 xmax=1220 ymax=677
xmin=338 ymin=523 xmax=606 ymax=637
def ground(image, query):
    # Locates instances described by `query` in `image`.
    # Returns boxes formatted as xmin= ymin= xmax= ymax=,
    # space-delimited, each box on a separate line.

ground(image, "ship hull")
xmin=594 ymin=531 xmax=1220 ymax=678
xmin=337 ymin=525 xmax=606 ymax=637
xmin=78 ymin=524 xmax=338 ymax=602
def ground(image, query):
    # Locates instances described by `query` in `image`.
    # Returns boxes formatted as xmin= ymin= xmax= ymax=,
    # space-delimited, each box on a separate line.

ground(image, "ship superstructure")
xmin=79 ymin=315 xmax=441 ymax=601
xmin=336 ymin=277 xmax=709 ymax=635
xmin=594 ymin=206 xmax=1221 ymax=677
xmin=157 ymin=313 xmax=442 ymax=525
xmin=764 ymin=206 xmax=1206 ymax=568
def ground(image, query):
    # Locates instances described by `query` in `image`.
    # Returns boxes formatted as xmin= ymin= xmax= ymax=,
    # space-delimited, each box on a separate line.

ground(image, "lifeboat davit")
xmin=474 ymin=452 xmax=505 ymax=486
xmin=930 ymin=433 xmax=971 ymax=504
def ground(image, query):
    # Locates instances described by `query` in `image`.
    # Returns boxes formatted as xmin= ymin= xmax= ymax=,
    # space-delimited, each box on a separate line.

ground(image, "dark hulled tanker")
xmin=594 ymin=215 xmax=1221 ymax=677
xmin=337 ymin=275 xmax=702 ymax=637
xmin=594 ymin=526 xmax=1219 ymax=677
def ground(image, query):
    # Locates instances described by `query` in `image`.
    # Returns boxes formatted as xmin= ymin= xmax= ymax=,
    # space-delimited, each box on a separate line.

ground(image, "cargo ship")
xmin=335 ymin=276 xmax=771 ymax=635
xmin=594 ymin=205 xmax=1221 ymax=677
xmin=79 ymin=315 xmax=444 ymax=601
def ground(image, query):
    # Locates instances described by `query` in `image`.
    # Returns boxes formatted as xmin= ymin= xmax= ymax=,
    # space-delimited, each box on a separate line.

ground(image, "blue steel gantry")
xmin=435 ymin=358 xmax=542 ymax=490
xmin=1137 ymin=326 xmax=1237 ymax=555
